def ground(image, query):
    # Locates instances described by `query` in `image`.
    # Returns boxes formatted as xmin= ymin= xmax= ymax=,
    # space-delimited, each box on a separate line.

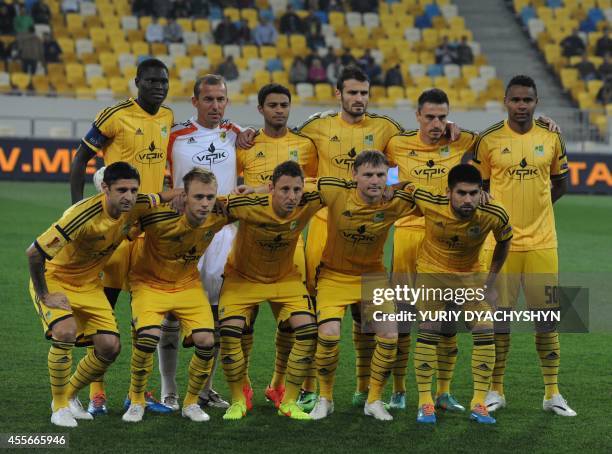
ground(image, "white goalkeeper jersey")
xmin=168 ymin=117 xmax=241 ymax=194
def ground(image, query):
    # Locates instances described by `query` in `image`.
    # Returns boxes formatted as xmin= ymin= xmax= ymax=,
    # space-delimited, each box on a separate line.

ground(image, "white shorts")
xmin=198 ymin=223 xmax=237 ymax=306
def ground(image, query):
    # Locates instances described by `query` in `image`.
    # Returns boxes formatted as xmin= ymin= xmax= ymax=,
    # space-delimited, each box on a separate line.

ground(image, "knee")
xmin=95 ymin=336 xmax=121 ymax=361
xmin=376 ymin=331 xmax=398 ymax=341
xmin=192 ymin=331 xmax=215 ymax=348
xmin=51 ymin=320 xmax=77 ymax=343
xmin=318 ymin=323 xmax=340 ymax=338
xmin=535 ymin=320 xmax=557 ymax=334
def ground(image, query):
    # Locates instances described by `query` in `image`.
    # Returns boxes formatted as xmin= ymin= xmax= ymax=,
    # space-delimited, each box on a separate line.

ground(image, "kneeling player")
xmin=219 ymin=161 xmax=321 ymax=421
xmin=26 ymin=163 xmax=170 ymax=427
xmin=411 ymin=164 xmax=512 ymax=424
xmin=123 ymin=168 xmax=230 ymax=422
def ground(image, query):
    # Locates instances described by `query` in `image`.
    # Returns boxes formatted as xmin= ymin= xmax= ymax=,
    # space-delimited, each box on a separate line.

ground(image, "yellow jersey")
xmin=318 ymin=177 xmax=417 ymax=275
xmin=82 ymin=98 xmax=174 ymax=193
xmin=130 ymin=207 xmax=229 ymax=291
xmin=237 ymin=128 xmax=318 ymax=186
xmin=385 ymin=129 xmax=477 ymax=228
xmin=472 ymin=120 xmax=568 ymax=251
xmin=34 ymin=192 xmax=161 ymax=289
xmin=225 ymin=191 xmax=323 ymax=283
xmin=411 ymin=185 xmax=513 ymax=273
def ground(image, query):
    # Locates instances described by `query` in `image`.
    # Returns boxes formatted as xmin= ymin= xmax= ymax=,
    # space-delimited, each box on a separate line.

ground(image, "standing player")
xmin=158 ymin=74 xmax=255 ymax=410
xmin=409 ymin=164 xmax=512 ymax=425
xmin=69 ymin=58 xmax=174 ymax=414
xmin=26 ymin=163 xmax=174 ymax=427
xmin=236 ymin=83 xmax=318 ymax=408
xmin=473 ymin=75 xmax=575 ymax=416
xmin=385 ymin=88 xmax=477 ymax=411
xmin=218 ymin=161 xmax=321 ymax=421
xmin=123 ymin=168 xmax=229 ymax=423
xmin=309 ymin=151 xmax=418 ymax=422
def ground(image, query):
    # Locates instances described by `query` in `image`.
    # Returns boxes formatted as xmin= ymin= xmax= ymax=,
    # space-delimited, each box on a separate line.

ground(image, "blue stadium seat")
xmin=588 ymin=8 xmax=605 ymax=25
xmin=427 ymin=64 xmax=444 ymax=77
xmin=520 ymin=5 xmax=536 ymax=25
xmin=579 ymin=18 xmax=597 ymax=33
xmin=424 ymin=3 xmax=442 ymax=19
xmin=266 ymin=58 xmax=284 ymax=72
xmin=546 ymin=0 xmax=562 ymax=8
xmin=313 ymin=11 xmax=328 ymax=24
xmin=210 ymin=6 xmax=223 ymax=20
xmin=415 ymin=15 xmax=433 ymax=29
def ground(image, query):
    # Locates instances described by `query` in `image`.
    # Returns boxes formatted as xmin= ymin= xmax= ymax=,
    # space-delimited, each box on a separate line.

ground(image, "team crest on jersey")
xmin=289 ymin=149 xmax=299 ymax=161
xmin=220 ymin=131 xmax=227 ymax=141
xmin=439 ymin=146 xmax=449 ymax=157
xmin=341 ymin=224 xmax=376 ymax=245
xmin=410 ymin=160 xmax=447 ymax=182
xmin=203 ymin=231 xmax=214 ymax=241
xmin=534 ymin=144 xmax=544 ymax=156
xmin=290 ymin=220 xmax=298 ymax=231
xmin=506 ymin=157 xmax=539 ymax=180
xmin=192 ymin=142 xmax=229 ymax=166
xmin=135 ymin=128 xmax=144 ymax=136
xmin=467 ymin=224 xmax=481 ymax=238
xmin=136 ymin=141 xmax=165 ymax=164
xmin=161 ymin=126 xmax=168 ymax=138
xmin=373 ymin=212 xmax=385 ymax=223
xmin=332 ymin=147 xmax=357 ymax=171
xmin=330 ymin=135 xmax=340 ymax=142
xmin=364 ymin=134 xmax=374 ymax=146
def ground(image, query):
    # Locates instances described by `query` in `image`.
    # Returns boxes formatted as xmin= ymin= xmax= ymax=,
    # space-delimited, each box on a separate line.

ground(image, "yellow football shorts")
xmin=130 ymin=283 xmax=215 ymax=342
xmin=102 ymin=238 xmax=133 ymax=291
xmin=392 ymin=226 xmax=425 ymax=284
xmin=305 ymin=212 xmax=327 ymax=295
xmin=480 ymin=248 xmax=559 ymax=309
xmin=316 ymin=268 xmax=395 ymax=325
xmin=219 ymin=271 xmax=314 ymax=325
xmin=29 ymin=278 xmax=119 ymax=346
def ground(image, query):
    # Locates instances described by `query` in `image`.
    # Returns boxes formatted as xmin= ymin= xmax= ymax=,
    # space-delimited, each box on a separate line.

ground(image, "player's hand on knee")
xmin=43 ymin=292 xmax=71 ymax=311
xmin=236 ymin=127 xmax=257 ymax=149
xmin=537 ymin=115 xmax=561 ymax=133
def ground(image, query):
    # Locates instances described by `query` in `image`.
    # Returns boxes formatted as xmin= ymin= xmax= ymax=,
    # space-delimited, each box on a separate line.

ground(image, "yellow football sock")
xmin=535 ymin=332 xmax=560 ymax=400
xmin=470 ymin=332 xmax=495 ymax=409
xmin=49 ymin=339 xmax=74 ymax=411
xmin=128 ymin=334 xmax=158 ymax=405
xmin=67 ymin=347 xmax=113 ymax=398
xmin=184 ymin=345 xmax=214 ymax=406
xmin=491 ymin=333 xmax=510 ymax=395
xmin=241 ymin=325 xmax=254 ymax=388
xmin=270 ymin=325 xmax=295 ymax=389
xmin=315 ymin=333 xmax=340 ymax=401
xmin=414 ymin=331 xmax=439 ymax=407
xmin=352 ymin=321 xmax=375 ymax=393
xmin=436 ymin=333 xmax=458 ymax=396
xmin=392 ymin=334 xmax=411 ymax=394
xmin=367 ymin=336 xmax=398 ymax=403
xmin=282 ymin=323 xmax=318 ymax=403
xmin=220 ymin=325 xmax=246 ymax=403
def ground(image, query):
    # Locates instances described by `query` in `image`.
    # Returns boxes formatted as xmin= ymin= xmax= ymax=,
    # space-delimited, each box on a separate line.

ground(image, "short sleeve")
xmin=491 ymin=203 xmax=513 ymax=242
xmin=236 ymin=147 xmax=246 ymax=176
xmin=317 ymin=177 xmax=352 ymax=205
xmin=550 ymin=133 xmax=569 ymax=180
xmin=384 ymin=135 xmax=400 ymax=168
xmin=302 ymin=140 xmax=318 ymax=179
xmin=472 ymin=135 xmax=491 ymax=180
xmin=82 ymin=107 xmax=118 ymax=153
xmin=132 ymin=193 xmax=162 ymax=216
xmin=34 ymin=224 xmax=70 ymax=260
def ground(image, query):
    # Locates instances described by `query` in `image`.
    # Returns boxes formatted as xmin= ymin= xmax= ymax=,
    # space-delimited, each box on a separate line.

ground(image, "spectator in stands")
xmin=217 ymin=55 xmax=239 ymax=81
xmin=13 ymin=6 xmax=33 ymax=34
xmin=132 ymin=0 xmax=153 ymax=17
xmin=214 ymin=16 xmax=238 ymax=45
xmin=31 ymin=1 xmax=51 ymax=25
xmin=61 ymin=0 xmax=78 ymax=14
xmin=357 ymin=49 xmax=374 ymax=68
xmin=42 ymin=32 xmax=61 ymax=64
xmin=308 ymin=57 xmax=327 ymax=84
xmin=236 ymin=19 xmax=251 ymax=45
xmin=574 ymin=52 xmax=598 ymax=81
xmin=0 ymin=3 xmax=15 ymax=35
xmin=289 ymin=56 xmax=309 ymax=84
xmin=455 ymin=36 xmax=473 ymax=65
xmin=351 ymin=0 xmax=377 ymax=13
xmin=304 ymin=9 xmax=325 ymax=50
xmin=164 ymin=18 xmax=184 ymax=43
xmin=435 ymin=36 xmax=457 ymax=65
xmin=190 ymin=0 xmax=210 ymax=18
xmin=146 ymin=17 xmax=164 ymax=43
xmin=16 ymin=25 xmax=43 ymax=74
xmin=326 ymin=56 xmax=343 ymax=86
xmin=253 ymin=18 xmax=278 ymax=46
xmin=595 ymin=28 xmax=612 ymax=58
xmin=0 ymin=40 xmax=6 ymax=63
xmin=152 ymin=0 xmax=171 ymax=18
xmin=596 ymin=75 xmax=612 ymax=105
xmin=599 ymin=53 xmax=612 ymax=81
xmin=172 ymin=0 xmax=191 ymax=18
xmin=385 ymin=64 xmax=403 ymax=87
xmin=327 ymin=0 xmax=344 ymax=12
xmin=280 ymin=5 xmax=303 ymax=35
xmin=340 ymin=48 xmax=357 ymax=66
xmin=560 ymin=28 xmax=585 ymax=58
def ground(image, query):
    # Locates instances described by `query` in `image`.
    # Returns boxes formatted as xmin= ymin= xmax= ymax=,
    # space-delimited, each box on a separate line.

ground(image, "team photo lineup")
xmin=23 ymin=54 xmax=581 ymax=432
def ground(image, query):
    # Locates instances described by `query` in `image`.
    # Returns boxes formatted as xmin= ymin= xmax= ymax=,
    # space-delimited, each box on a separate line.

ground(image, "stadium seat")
xmin=192 ymin=56 xmax=211 ymax=73
xmin=75 ymin=39 xmax=94 ymax=56
xmin=479 ymin=65 xmax=497 ymax=81
xmin=85 ymin=63 xmax=104 ymax=81
xmin=266 ymin=59 xmax=284 ymax=72
xmin=223 ymin=45 xmax=241 ymax=59
xmin=315 ymin=83 xmax=333 ymax=101
xmin=11 ymin=72 xmax=30 ymax=91
xmin=387 ymin=86 xmax=406 ymax=100
xmin=363 ymin=12 xmax=380 ymax=29
xmin=169 ymin=43 xmax=187 ymax=57
xmin=346 ymin=12 xmax=362 ymax=28
xmin=296 ymin=83 xmax=314 ymax=99
xmin=272 ymin=71 xmax=289 ymax=86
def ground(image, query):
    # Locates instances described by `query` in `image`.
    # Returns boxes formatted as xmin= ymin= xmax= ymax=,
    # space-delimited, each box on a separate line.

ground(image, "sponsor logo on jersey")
xmin=467 ymin=224 xmax=481 ymax=238
xmin=534 ymin=144 xmax=544 ymax=157
xmin=341 ymin=224 xmax=376 ymax=245
xmin=136 ymin=141 xmax=165 ymax=164
xmin=332 ymin=147 xmax=357 ymax=171
xmin=135 ymin=128 xmax=144 ymax=136
xmin=410 ymin=159 xmax=448 ymax=181
xmin=257 ymin=234 xmax=290 ymax=252
xmin=330 ymin=135 xmax=340 ymax=142
xmin=438 ymin=234 xmax=464 ymax=249
xmin=91 ymin=242 xmax=119 ymax=258
xmin=258 ymin=173 xmax=272 ymax=183
xmin=364 ymin=134 xmax=374 ymax=146
xmin=192 ymin=142 xmax=229 ymax=166
xmin=178 ymin=246 xmax=200 ymax=264
xmin=506 ymin=157 xmax=539 ymax=180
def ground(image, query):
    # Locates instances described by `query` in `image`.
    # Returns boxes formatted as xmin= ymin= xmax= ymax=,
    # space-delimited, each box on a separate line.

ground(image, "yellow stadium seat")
xmin=418 ymin=52 xmax=435 ymax=65
xmin=315 ymin=83 xmax=333 ymax=101
xmin=32 ymin=74 xmax=50 ymax=94
xmin=174 ymin=55 xmax=192 ymax=71
xmin=57 ymin=37 xmax=75 ymax=56
xmin=139 ymin=16 xmax=153 ymax=30
xmin=194 ymin=19 xmax=210 ymax=33
xmin=176 ymin=18 xmax=193 ymax=32
xmin=89 ymin=76 xmax=109 ymax=90
xmin=587 ymin=79 xmax=604 ymax=95
xmin=254 ymin=70 xmax=271 ymax=86
xmin=151 ymin=43 xmax=168 ymax=55
xmin=577 ymin=92 xmax=596 ymax=110
xmin=461 ymin=65 xmax=479 ymax=80
xmin=272 ymin=72 xmax=289 ymax=85
xmin=206 ymin=44 xmax=223 ymax=60
xmin=122 ymin=65 xmax=137 ymax=79
xmin=66 ymin=63 xmax=85 ymax=84
xmin=421 ymin=29 xmax=439 ymax=49
xmin=260 ymin=46 xmax=278 ymax=60
xmin=560 ymin=67 xmax=579 ymax=88
xmin=97 ymin=3 xmax=115 ymax=17
xmin=242 ymin=45 xmax=259 ymax=60
xmin=111 ymin=40 xmax=130 ymax=54
xmin=433 ymin=76 xmax=451 ymax=91
xmin=241 ymin=8 xmax=258 ymax=24
xmin=89 ymin=27 xmax=107 ymax=46
xmin=11 ymin=72 xmax=31 ymax=91
xmin=110 ymin=76 xmax=130 ymax=97
xmin=75 ymin=86 xmax=95 ymax=99
xmin=289 ymin=35 xmax=307 ymax=54
xmin=127 ymin=29 xmax=145 ymax=42
xmin=543 ymin=44 xmax=562 ymax=65
xmin=387 ymin=86 xmax=406 ymax=100
xmin=132 ymin=41 xmax=150 ymax=56
xmin=66 ymin=14 xmax=83 ymax=31
xmin=223 ymin=7 xmax=240 ymax=21
xmin=370 ymin=86 xmax=386 ymax=99
xmin=329 ymin=11 xmax=345 ymax=29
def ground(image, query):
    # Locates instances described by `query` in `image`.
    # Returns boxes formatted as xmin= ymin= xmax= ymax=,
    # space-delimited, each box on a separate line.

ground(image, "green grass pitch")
xmin=0 ymin=182 xmax=611 ymax=453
